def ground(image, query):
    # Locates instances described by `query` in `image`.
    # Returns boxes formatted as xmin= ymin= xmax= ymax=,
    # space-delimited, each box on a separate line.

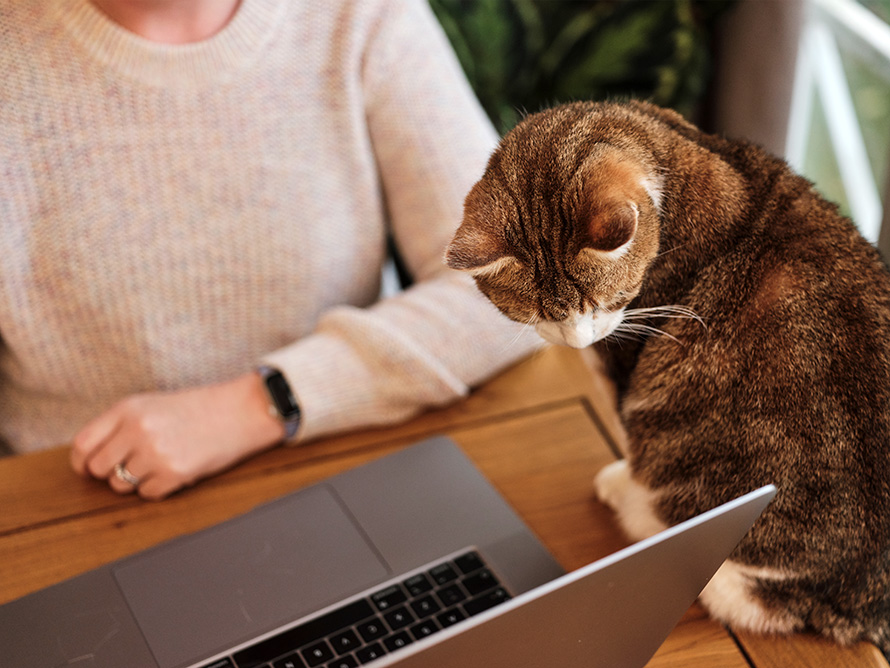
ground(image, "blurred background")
xmin=430 ymin=0 xmax=730 ymax=132
xmin=429 ymin=0 xmax=890 ymax=258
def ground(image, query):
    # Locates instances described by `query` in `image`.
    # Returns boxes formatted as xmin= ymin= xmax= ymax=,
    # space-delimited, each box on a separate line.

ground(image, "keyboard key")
xmin=301 ymin=641 xmax=334 ymax=667
xmin=355 ymin=643 xmax=386 ymax=664
xmin=409 ymin=619 xmax=440 ymax=640
xmin=329 ymin=629 xmax=360 ymax=655
xmin=370 ymin=585 xmax=407 ymax=611
xmin=402 ymin=573 xmax=433 ymax=596
xmin=462 ymin=569 xmax=498 ymax=596
xmin=454 ymin=551 xmax=484 ymax=574
xmin=382 ymin=631 xmax=414 ymax=652
xmin=356 ymin=618 xmax=387 ymax=643
xmin=436 ymin=607 xmax=466 ymax=628
xmin=221 ymin=552 xmax=509 ymax=668
xmin=428 ymin=563 xmax=459 ymax=585
xmin=199 ymin=659 xmax=235 ymax=668
xmin=383 ymin=606 xmax=415 ymax=630
xmin=234 ymin=599 xmax=374 ymax=668
xmin=327 ymin=657 xmax=357 ymax=668
xmin=272 ymin=653 xmax=305 ymax=668
xmin=409 ymin=595 xmax=441 ymax=619
xmin=464 ymin=587 xmax=510 ymax=616
xmin=436 ymin=583 xmax=466 ymax=607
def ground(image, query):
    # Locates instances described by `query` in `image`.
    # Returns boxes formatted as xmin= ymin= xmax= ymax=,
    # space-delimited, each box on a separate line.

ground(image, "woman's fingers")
xmin=70 ymin=405 xmax=126 ymax=478
xmin=69 ymin=373 xmax=284 ymax=500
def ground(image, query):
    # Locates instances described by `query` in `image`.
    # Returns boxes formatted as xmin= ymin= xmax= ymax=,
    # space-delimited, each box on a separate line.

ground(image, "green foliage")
xmin=429 ymin=0 xmax=735 ymax=134
xmin=858 ymin=0 xmax=890 ymax=22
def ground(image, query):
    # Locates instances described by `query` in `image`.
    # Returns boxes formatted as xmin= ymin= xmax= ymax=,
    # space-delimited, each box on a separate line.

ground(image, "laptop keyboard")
xmin=199 ymin=549 xmax=511 ymax=668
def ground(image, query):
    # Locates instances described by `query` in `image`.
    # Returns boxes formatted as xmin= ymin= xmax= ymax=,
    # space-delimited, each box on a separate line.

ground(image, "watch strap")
xmin=257 ymin=365 xmax=301 ymax=440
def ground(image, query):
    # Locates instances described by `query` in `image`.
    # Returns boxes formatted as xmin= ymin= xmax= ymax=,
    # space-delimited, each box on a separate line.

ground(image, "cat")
xmin=445 ymin=99 xmax=890 ymax=650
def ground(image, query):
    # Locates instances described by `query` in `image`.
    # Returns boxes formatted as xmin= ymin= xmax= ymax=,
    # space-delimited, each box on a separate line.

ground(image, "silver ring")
xmin=113 ymin=462 xmax=141 ymax=487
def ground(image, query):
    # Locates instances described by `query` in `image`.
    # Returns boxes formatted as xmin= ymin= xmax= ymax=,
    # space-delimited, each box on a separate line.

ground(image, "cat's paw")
xmin=594 ymin=459 xmax=668 ymax=541
xmin=594 ymin=459 xmax=631 ymax=510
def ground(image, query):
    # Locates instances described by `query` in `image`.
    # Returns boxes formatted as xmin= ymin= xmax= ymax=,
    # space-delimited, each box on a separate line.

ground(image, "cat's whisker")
xmin=624 ymin=304 xmax=698 ymax=318
xmin=653 ymin=243 xmax=687 ymax=259
xmin=607 ymin=331 xmax=639 ymax=345
xmin=603 ymin=323 xmax=650 ymax=344
xmin=623 ymin=305 xmax=707 ymax=330
xmin=613 ymin=322 xmax=682 ymax=345
xmin=503 ymin=312 xmax=540 ymax=353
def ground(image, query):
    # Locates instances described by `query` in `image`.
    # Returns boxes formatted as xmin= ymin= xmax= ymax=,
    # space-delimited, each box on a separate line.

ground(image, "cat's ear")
xmin=445 ymin=225 xmax=515 ymax=276
xmin=582 ymin=201 xmax=638 ymax=255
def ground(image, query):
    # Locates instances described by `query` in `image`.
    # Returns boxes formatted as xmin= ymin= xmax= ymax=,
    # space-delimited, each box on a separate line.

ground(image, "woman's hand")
xmin=70 ymin=372 xmax=285 ymax=500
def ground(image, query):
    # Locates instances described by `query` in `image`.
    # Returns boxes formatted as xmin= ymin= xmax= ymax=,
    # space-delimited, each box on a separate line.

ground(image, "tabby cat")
xmin=445 ymin=100 xmax=890 ymax=649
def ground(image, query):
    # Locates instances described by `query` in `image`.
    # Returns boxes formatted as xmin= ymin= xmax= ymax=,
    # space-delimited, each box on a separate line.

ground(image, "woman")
xmin=0 ymin=0 xmax=538 ymax=499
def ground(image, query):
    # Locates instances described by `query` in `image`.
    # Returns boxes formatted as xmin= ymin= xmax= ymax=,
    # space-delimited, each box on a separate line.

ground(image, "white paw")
xmin=594 ymin=459 xmax=668 ymax=542
xmin=594 ymin=459 xmax=631 ymax=510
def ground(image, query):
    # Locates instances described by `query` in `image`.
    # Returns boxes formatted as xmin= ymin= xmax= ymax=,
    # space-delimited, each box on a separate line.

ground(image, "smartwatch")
xmin=258 ymin=365 xmax=302 ymax=440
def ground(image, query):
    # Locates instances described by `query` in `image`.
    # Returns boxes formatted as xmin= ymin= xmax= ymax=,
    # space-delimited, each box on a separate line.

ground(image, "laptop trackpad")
xmin=113 ymin=484 xmax=390 ymax=668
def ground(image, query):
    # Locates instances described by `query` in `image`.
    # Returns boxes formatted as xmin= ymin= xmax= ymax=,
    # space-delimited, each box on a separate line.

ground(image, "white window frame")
xmin=787 ymin=0 xmax=890 ymax=252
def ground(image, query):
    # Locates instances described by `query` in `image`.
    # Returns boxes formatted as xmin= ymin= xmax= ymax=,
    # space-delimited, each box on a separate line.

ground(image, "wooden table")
xmin=1 ymin=346 xmax=886 ymax=668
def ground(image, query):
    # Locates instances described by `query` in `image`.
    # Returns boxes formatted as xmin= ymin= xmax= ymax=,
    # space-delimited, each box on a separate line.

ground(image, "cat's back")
xmin=712 ymin=133 xmax=890 ymax=338
xmin=620 ymin=103 xmax=890 ymax=503
xmin=635 ymin=100 xmax=890 ymax=338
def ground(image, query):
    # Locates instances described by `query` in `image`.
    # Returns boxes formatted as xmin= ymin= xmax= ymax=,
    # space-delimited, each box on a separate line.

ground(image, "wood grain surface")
xmin=1 ymin=346 xmax=885 ymax=667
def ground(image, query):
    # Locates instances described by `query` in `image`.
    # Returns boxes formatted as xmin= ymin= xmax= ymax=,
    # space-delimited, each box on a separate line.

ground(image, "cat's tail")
xmin=864 ymin=625 xmax=890 ymax=657
xmin=805 ymin=571 xmax=890 ymax=656
xmin=828 ymin=616 xmax=890 ymax=657
xmin=773 ymin=587 xmax=890 ymax=655
xmin=698 ymin=560 xmax=806 ymax=637
xmin=701 ymin=561 xmax=890 ymax=655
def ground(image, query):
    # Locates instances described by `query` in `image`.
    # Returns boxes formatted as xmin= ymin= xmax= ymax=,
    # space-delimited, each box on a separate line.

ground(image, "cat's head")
xmin=446 ymin=103 xmax=664 ymax=348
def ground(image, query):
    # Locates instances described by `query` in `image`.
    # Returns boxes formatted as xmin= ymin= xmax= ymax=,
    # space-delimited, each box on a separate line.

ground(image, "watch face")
xmin=266 ymin=371 xmax=301 ymax=419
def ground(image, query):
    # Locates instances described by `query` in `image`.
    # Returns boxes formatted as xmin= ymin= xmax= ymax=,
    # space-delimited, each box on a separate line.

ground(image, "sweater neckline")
xmin=52 ymin=0 xmax=288 ymax=89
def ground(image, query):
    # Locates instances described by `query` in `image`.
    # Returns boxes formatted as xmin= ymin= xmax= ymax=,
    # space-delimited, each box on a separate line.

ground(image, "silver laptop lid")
xmin=376 ymin=485 xmax=776 ymax=668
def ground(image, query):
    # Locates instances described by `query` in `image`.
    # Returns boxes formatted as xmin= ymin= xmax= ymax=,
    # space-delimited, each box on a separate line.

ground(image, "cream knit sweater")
xmin=0 ymin=0 xmax=539 ymax=453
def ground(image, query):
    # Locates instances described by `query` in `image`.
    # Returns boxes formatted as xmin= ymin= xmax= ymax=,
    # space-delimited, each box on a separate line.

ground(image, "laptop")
xmin=0 ymin=436 xmax=775 ymax=668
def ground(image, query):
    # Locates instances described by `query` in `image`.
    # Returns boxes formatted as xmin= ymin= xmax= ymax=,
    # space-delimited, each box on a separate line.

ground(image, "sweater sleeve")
xmin=261 ymin=0 xmax=542 ymax=442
